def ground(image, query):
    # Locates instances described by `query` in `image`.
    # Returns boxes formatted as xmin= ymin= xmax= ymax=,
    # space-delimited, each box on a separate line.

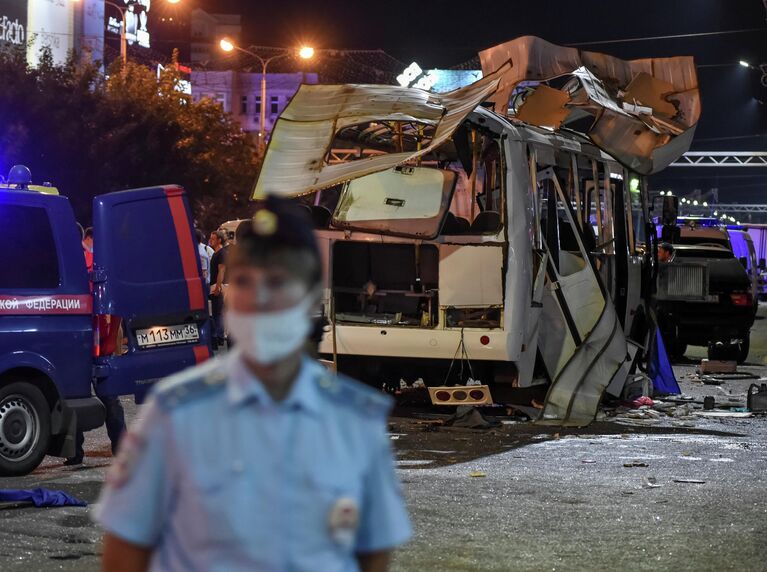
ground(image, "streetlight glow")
xmin=299 ymin=46 xmax=315 ymax=60
xmin=220 ymin=38 xmax=235 ymax=52
xmin=739 ymin=60 xmax=751 ymax=68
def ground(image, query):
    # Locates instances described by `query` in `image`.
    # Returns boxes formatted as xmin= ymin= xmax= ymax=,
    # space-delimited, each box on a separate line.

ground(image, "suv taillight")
xmin=93 ymin=315 xmax=127 ymax=357
xmin=730 ymin=292 xmax=753 ymax=307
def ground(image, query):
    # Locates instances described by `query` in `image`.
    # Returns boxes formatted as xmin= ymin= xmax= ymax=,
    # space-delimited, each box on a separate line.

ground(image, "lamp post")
xmin=220 ymin=39 xmax=314 ymax=150
xmin=72 ymin=0 xmax=182 ymax=66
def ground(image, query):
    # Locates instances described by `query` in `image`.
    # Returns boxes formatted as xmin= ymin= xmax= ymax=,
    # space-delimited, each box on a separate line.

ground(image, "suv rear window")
xmin=0 ymin=204 xmax=60 ymax=289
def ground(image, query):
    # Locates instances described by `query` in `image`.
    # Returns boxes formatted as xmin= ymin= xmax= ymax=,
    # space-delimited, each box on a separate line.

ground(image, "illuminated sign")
xmin=397 ymin=62 xmax=482 ymax=93
xmin=0 ymin=0 xmax=27 ymax=47
xmin=107 ymin=0 xmax=151 ymax=49
xmin=157 ymin=63 xmax=192 ymax=95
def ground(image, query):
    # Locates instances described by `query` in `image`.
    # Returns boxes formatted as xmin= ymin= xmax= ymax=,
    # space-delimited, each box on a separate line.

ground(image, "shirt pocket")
xmin=184 ymin=465 xmax=250 ymax=547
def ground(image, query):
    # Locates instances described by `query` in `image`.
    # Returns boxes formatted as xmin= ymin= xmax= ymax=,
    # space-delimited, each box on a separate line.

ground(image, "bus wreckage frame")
xmin=252 ymin=36 xmax=701 ymax=427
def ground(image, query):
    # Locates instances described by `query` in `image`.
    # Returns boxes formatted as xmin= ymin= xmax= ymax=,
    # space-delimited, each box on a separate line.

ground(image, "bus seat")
xmin=311 ymin=206 xmax=333 ymax=229
xmin=441 ymin=212 xmax=461 ymax=234
xmin=469 ymin=211 xmax=502 ymax=234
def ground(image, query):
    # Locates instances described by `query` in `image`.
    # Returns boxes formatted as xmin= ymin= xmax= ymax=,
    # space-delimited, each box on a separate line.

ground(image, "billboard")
xmin=106 ymin=0 xmax=151 ymax=49
xmin=26 ymin=0 xmax=75 ymax=66
xmin=0 ymin=0 xmax=27 ymax=48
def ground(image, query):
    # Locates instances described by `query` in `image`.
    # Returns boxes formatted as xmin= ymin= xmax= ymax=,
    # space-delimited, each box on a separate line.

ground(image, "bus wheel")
xmin=0 ymin=382 xmax=51 ymax=476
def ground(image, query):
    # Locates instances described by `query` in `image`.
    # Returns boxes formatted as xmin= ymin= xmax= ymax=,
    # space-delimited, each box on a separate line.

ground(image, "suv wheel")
xmin=736 ymin=333 xmax=750 ymax=365
xmin=0 ymin=382 xmax=51 ymax=476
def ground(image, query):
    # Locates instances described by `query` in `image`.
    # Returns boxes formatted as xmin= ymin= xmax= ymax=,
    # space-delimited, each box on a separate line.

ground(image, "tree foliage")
xmin=0 ymin=47 xmax=258 ymax=230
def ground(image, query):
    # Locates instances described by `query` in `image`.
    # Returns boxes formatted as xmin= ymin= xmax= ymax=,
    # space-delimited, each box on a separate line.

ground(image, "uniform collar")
xmin=226 ymin=350 xmax=322 ymax=416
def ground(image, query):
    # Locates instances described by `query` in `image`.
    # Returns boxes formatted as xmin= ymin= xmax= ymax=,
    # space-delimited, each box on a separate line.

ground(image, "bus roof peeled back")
xmin=479 ymin=35 xmax=700 ymax=175
xmin=251 ymin=63 xmax=510 ymax=199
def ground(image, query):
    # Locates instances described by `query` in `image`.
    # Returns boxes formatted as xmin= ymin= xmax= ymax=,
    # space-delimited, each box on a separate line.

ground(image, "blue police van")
xmin=0 ymin=167 xmax=212 ymax=476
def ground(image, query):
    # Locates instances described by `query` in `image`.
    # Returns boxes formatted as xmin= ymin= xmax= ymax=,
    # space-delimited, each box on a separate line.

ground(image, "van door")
xmin=92 ymin=185 xmax=212 ymax=401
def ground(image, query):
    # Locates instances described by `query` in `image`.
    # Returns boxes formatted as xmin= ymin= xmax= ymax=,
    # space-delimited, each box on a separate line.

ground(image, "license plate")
xmin=135 ymin=323 xmax=199 ymax=349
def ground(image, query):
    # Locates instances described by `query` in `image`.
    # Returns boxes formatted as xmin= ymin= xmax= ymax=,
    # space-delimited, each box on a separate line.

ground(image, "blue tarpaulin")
xmin=0 ymin=488 xmax=87 ymax=507
xmin=650 ymin=329 xmax=681 ymax=396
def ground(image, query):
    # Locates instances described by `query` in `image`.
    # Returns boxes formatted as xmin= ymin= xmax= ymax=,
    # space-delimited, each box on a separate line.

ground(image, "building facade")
xmin=190 ymin=9 xmax=241 ymax=65
xmin=191 ymin=70 xmax=318 ymax=137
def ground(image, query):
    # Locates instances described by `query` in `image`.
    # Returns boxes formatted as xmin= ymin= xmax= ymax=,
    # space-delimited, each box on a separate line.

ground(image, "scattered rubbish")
xmin=643 ymin=477 xmax=662 ymax=489
xmin=747 ymin=383 xmax=767 ymax=412
xmin=0 ymin=488 xmax=87 ymax=508
xmin=673 ymin=479 xmax=706 ymax=484
xmin=623 ymin=461 xmax=649 ymax=468
xmin=698 ymin=359 xmax=736 ymax=374
xmin=630 ymin=396 xmax=654 ymax=408
xmin=582 ymin=459 xmax=597 ymax=464
xmin=703 ymin=396 xmax=715 ymax=410
xmin=621 ymin=491 xmax=635 ymax=496
xmin=694 ymin=410 xmax=753 ymax=418
xmin=390 ymin=435 xmax=401 ymax=440
xmin=445 ymin=406 xmax=501 ymax=429
xmin=469 ymin=471 xmax=487 ymax=478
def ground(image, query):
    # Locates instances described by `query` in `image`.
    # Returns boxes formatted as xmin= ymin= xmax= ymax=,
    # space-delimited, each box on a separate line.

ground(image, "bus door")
xmin=535 ymin=167 xmax=630 ymax=426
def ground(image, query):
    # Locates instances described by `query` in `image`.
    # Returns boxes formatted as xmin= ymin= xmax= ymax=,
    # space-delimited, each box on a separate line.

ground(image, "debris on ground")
xmin=643 ymin=477 xmax=662 ymax=488
xmin=0 ymin=488 xmax=87 ymax=508
xmin=623 ymin=461 xmax=649 ymax=468
xmin=673 ymin=478 xmax=706 ymax=484
xmin=469 ymin=471 xmax=487 ymax=478
xmin=445 ymin=406 xmax=501 ymax=429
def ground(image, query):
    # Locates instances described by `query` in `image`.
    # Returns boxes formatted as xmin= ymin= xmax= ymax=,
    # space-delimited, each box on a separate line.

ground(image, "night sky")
xmin=193 ymin=0 xmax=767 ymax=200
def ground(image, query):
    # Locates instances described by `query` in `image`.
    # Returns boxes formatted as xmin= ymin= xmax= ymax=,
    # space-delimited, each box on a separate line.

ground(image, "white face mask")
xmin=225 ymin=296 xmax=314 ymax=365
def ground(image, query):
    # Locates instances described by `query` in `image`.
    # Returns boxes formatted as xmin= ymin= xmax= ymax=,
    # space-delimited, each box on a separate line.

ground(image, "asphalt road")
xmin=1 ymin=310 xmax=766 ymax=571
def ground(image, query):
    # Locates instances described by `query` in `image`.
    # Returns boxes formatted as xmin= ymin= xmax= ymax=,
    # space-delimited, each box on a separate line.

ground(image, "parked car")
xmin=656 ymin=242 xmax=755 ymax=363
xmin=0 ymin=168 xmax=212 ymax=475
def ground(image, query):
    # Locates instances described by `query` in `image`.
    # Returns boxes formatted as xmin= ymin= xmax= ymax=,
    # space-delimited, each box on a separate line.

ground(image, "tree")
xmin=0 ymin=47 xmax=259 ymax=230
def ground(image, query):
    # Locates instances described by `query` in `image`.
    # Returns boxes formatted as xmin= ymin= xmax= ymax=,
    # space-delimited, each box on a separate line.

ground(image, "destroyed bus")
xmin=253 ymin=37 xmax=701 ymax=426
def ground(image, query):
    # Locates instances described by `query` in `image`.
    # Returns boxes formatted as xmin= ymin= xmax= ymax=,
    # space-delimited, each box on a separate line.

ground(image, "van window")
xmin=0 ymin=204 xmax=60 ymax=289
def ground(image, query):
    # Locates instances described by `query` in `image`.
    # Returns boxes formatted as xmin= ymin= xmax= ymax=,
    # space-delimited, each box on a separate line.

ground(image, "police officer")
xmin=95 ymin=196 xmax=412 ymax=572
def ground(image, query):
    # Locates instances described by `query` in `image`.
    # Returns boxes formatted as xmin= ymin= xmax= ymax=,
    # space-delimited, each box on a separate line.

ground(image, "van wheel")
xmin=0 ymin=383 xmax=51 ymax=476
xmin=736 ymin=333 xmax=750 ymax=365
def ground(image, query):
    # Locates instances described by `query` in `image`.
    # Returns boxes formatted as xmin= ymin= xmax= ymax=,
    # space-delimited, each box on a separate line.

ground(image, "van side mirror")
xmin=759 ymin=258 xmax=766 ymax=270
xmin=739 ymin=256 xmax=748 ymax=269
xmin=661 ymin=196 xmax=679 ymax=226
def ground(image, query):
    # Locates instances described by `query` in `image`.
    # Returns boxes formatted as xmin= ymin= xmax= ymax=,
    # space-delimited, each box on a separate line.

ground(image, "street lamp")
xmin=219 ymin=38 xmax=314 ymax=150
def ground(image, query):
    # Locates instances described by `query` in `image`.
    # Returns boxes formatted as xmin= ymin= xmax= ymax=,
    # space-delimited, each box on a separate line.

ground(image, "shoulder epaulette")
xmin=153 ymin=356 xmax=228 ymax=409
xmin=315 ymin=367 xmax=393 ymax=417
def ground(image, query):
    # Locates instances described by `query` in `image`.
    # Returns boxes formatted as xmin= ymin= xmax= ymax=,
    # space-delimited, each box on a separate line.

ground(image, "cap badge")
xmin=252 ymin=209 xmax=278 ymax=236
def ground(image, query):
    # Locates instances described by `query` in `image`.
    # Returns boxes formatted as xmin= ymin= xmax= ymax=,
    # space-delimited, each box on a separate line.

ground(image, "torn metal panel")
xmin=478 ymin=36 xmax=700 ymax=174
xmin=514 ymin=85 xmax=571 ymax=129
xmin=439 ymin=245 xmax=504 ymax=307
xmin=252 ymin=64 xmax=509 ymax=199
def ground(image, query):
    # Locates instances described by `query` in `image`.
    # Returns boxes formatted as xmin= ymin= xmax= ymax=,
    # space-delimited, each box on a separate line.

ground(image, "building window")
xmin=241 ymin=95 xmax=248 ymax=115
xmin=254 ymin=95 xmax=261 ymax=114
xmin=270 ymin=95 xmax=279 ymax=115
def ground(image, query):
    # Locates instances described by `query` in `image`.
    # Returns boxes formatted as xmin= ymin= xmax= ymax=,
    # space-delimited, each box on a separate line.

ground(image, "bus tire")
xmin=0 ymin=382 xmax=51 ymax=476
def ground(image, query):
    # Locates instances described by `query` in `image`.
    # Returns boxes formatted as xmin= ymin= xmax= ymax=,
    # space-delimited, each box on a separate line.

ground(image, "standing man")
xmin=82 ymin=227 xmax=94 ymax=273
xmin=96 ymin=196 xmax=411 ymax=571
xmin=196 ymin=230 xmax=211 ymax=285
xmin=208 ymin=229 xmax=229 ymax=349
xmin=65 ymin=227 xmax=126 ymax=466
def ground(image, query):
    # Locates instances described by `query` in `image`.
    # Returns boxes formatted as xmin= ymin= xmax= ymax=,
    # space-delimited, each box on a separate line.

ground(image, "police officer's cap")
xmin=236 ymin=195 xmax=320 ymax=262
